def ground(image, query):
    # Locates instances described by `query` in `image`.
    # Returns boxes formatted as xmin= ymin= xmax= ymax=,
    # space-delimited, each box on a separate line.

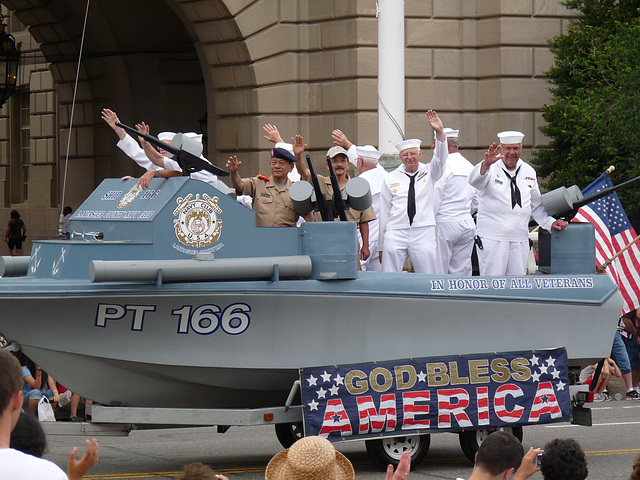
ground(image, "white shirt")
xmin=0 ymin=448 xmax=68 ymax=480
xmin=117 ymin=135 xmax=160 ymax=171
xmin=468 ymin=158 xmax=554 ymax=241
xmin=434 ymin=152 xmax=476 ymax=222
xmin=358 ymin=166 xmax=388 ymax=244
xmin=378 ymin=139 xmax=448 ymax=248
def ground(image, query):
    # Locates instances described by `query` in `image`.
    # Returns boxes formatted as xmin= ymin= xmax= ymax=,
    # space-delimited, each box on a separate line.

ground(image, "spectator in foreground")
xmin=176 ymin=462 xmax=228 ymax=480
xmin=540 ymin=438 xmax=587 ymax=480
xmin=631 ymin=452 xmax=640 ymax=480
xmin=0 ymin=350 xmax=99 ymax=480
xmin=265 ymin=435 xmax=354 ymax=480
xmin=463 ymin=430 xmax=539 ymax=480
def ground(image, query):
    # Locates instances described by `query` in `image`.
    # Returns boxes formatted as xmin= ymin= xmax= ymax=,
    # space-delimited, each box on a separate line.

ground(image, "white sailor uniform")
xmin=358 ymin=166 xmax=388 ymax=271
xmin=117 ymin=135 xmax=160 ymax=171
xmin=434 ymin=152 xmax=477 ymax=275
xmin=468 ymin=158 xmax=555 ymax=276
xmin=378 ymin=139 xmax=448 ymax=273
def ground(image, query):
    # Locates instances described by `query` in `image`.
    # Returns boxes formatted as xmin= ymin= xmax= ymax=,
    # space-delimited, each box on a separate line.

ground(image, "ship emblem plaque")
xmin=173 ymin=193 xmax=223 ymax=248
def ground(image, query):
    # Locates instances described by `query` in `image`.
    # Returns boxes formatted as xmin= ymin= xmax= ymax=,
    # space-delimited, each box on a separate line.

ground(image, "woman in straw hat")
xmin=265 ymin=436 xmax=410 ymax=480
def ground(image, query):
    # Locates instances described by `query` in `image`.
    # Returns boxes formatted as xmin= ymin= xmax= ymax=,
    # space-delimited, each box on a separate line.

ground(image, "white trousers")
xmin=436 ymin=219 xmax=475 ymax=276
xmin=478 ymin=238 xmax=529 ymax=276
xmin=361 ymin=239 xmax=382 ymax=271
xmin=381 ymin=226 xmax=441 ymax=274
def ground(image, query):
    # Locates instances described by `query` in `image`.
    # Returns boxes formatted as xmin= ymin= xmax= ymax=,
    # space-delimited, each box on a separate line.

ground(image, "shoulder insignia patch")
xmin=258 ymin=174 xmax=270 ymax=181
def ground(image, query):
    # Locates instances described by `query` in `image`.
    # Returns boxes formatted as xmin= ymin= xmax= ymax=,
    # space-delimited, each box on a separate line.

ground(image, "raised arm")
xmin=263 ymin=124 xmax=284 ymax=144
xmin=135 ymin=123 xmax=166 ymax=168
xmin=67 ymin=438 xmax=99 ymax=480
xmin=292 ymin=135 xmax=310 ymax=181
xmin=226 ymin=155 xmax=244 ymax=193
xmin=426 ymin=110 xmax=447 ymax=182
xmin=101 ymin=109 xmax=126 ymax=141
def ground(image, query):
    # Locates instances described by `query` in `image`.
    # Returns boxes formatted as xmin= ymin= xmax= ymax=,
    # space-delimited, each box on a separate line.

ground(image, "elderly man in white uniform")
xmin=353 ymin=145 xmax=387 ymax=271
xmin=378 ymin=110 xmax=448 ymax=273
xmin=468 ymin=131 xmax=568 ymax=276
xmin=434 ymin=128 xmax=477 ymax=275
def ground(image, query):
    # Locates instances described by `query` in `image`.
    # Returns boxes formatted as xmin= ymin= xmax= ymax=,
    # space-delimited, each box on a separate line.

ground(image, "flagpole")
xmin=597 ymin=233 xmax=640 ymax=274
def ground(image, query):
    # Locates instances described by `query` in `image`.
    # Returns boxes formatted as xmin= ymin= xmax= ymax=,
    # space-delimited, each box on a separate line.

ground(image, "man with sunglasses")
xmin=377 ymin=110 xmax=448 ymax=273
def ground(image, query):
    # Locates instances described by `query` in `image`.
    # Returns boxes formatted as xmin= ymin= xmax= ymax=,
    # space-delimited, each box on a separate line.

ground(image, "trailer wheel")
xmin=275 ymin=422 xmax=304 ymax=448
xmin=459 ymin=426 xmax=523 ymax=463
xmin=365 ymin=434 xmax=430 ymax=470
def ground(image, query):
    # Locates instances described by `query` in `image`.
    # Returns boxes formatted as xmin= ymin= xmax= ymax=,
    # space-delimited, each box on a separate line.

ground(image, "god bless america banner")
xmin=300 ymin=348 xmax=570 ymax=441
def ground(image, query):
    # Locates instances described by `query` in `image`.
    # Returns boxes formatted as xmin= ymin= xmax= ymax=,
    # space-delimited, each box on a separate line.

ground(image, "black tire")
xmin=274 ymin=422 xmax=304 ymax=448
xmin=459 ymin=426 xmax=523 ymax=463
xmin=365 ymin=434 xmax=430 ymax=470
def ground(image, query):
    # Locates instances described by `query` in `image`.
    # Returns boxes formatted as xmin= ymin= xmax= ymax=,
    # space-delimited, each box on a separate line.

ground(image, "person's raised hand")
xmin=385 ymin=451 xmax=411 ymax=480
xmin=67 ymin=438 xmax=99 ymax=480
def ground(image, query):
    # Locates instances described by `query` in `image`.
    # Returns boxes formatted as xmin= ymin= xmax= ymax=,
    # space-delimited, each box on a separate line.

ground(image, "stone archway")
xmin=4 ymin=0 xmax=256 ymax=207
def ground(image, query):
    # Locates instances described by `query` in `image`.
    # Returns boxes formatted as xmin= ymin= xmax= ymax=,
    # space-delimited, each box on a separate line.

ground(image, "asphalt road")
xmin=42 ymin=400 xmax=640 ymax=480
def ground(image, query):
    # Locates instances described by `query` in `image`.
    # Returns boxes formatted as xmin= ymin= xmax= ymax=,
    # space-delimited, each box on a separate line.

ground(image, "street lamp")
xmin=0 ymin=14 xmax=20 ymax=107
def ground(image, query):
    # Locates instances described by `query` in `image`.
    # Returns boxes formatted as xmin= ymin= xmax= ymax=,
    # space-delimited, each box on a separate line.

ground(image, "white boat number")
xmin=173 ymin=303 xmax=251 ymax=335
xmin=95 ymin=302 xmax=251 ymax=335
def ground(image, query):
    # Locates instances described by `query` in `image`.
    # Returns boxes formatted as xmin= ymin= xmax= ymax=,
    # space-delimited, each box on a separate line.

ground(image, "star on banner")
xmin=321 ymin=371 xmax=332 ymax=383
xmin=334 ymin=374 xmax=344 ymax=386
xmin=317 ymin=387 xmax=327 ymax=399
xmin=539 ymin=364 xmax=548 ymax=374
xmin=551 ymin=368 xmax=560 ymax=379
xmin=417 ymin=371 xmax=427 ymax=382
xmin=531 ymin=371 xmax=541 ymax=382
xmin=308 ymin=399 xmax=319 ymax=411
xmin=329 ymin=385 xmax=340 ymax=396
xmin=556 ymin=380 xmax=566 ymax=391
xmin=546 ymin=356 xmax=556 ymax=367
xmin=306 ymin=374 xmax=317 ymax=387
xmin=530 ymin=354 xmax=539 ymax=366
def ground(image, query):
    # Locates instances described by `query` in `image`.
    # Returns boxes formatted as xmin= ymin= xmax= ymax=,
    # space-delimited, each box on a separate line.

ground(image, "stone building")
xmin=0 ymin=0 xmax=572 ymax=249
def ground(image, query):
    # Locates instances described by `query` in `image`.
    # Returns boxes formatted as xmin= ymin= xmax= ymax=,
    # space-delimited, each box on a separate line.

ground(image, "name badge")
xmin=261 ymin=193 xmax=271 ymax=198
xmin=494 ymin=178 xmax=503 ymax=185
xmin=390 ymin=182 xmax=400 ymax=188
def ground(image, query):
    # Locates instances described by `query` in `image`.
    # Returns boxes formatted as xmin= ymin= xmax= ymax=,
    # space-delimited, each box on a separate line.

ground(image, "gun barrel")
xmin=307 ymin=154 xmax=328 ymax=221
xmin=572 ymin=174 xmax=640 ymax=211
xmin=115 ymin=122 xmax=180 ymax=156
xmin=326 ymin=155 xmax=347 ymax=221
xmin=115 ymin=122 xmax=228 ymax=177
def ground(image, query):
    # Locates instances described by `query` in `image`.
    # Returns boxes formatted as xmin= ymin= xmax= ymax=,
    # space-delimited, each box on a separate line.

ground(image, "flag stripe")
xmin=574 ymin=173 xmax=640 ymax=315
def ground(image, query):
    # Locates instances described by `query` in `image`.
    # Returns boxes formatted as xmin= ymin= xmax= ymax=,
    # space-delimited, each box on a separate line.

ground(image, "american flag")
xmin=572 ymin=172 xmax=640 ymax=315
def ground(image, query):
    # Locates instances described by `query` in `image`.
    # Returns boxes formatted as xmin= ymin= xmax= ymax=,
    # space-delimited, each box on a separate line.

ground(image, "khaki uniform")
xmin=315 ymin=175 xmax=376 ymax=224
xmin=315 ymin=175 xmax=376 ymax=270
xmin=241 ymin=176 xmax=299 ymax=227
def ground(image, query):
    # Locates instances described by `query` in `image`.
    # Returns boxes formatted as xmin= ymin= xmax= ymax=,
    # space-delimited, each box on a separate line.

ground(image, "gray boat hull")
xmin=0 ymin=273 xmax=621 ymax=409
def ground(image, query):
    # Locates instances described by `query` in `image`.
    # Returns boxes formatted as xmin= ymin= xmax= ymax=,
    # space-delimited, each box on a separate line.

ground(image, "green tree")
xmin=533 ymin=0 xmax=640 ymax=230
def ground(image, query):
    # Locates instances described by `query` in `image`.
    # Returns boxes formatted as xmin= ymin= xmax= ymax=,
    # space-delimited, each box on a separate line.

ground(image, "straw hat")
xmin=265 ymin=436 xmax=355 ymax=480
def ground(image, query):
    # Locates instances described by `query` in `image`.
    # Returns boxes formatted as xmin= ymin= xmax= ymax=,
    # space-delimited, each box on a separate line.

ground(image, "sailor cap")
xmin=434 ymin=128 xmax=459 ymax=139
xmin=356 ymin=145 xmax=382 ymax=160
xmin=395 ymin=139 xmax=422 ymax=152
xmin=158 ymin=132 xmax=176 ymax=142
xmin=497 ymin=131 xmax=524 ymax=145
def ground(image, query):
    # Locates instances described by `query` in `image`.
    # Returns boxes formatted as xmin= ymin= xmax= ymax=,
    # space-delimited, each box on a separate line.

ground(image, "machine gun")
xmin=538 ymin=172 xmax=640 ymax=274
xmin=542 ymin=174 xmax=640 ymax=220
xmin=305 ymin=154 xmax=328 ymax=221
xmin=115 ymin=122 xmax=229 ymax=177
xmin=288 ymin=155 xmax=372 ymax=220
xmin=325 ymin=155 xmax=348 ymax=221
